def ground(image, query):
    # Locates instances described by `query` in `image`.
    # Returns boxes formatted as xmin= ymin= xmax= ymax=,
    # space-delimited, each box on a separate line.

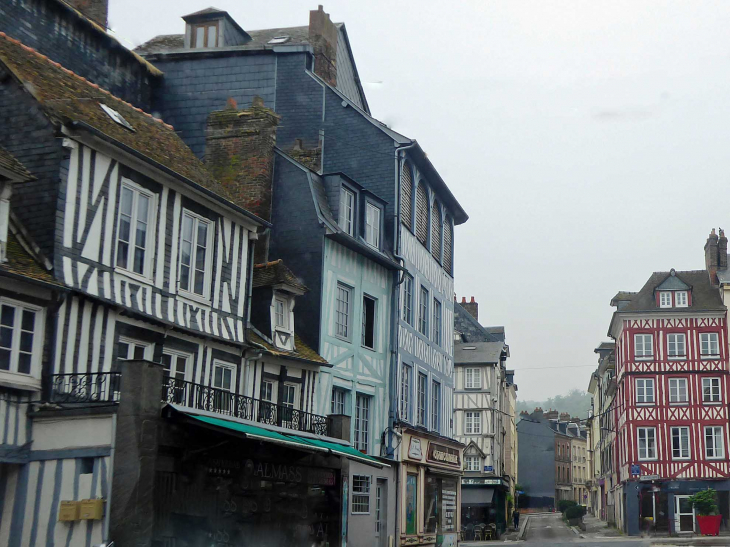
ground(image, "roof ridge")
xmin=254 ymin=259 xmax=283 ymax=268
xmin=0 ymin=32 xmax=174 ymax=131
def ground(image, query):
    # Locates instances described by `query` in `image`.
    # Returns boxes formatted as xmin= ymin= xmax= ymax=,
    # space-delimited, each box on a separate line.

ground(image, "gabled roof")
xmin=617 ymin=270 xmax=724 ymax=313
xmin=610 ymin=291 xmax=637 ymax=307
xmin=0 ymin=146 xmax=34 ymax=183
xmin=454 ymin=341 xmax=506 ymax=364
xmin=252 ymin=260 xmax=308 ymax=293
xmin=453 ymin=302 xmax=504 ymax=343
xmin=1 ymin=213 xmax=61 ymax=288
xmin=248 ymin=329 xmax=328 ymax=366
xmin=182 ymin=6 xmax=251 ymax=42
xmin=655 ymin=269 xmax=691 ymax=291
xmin=0 ymin=32 xmax=267 ymax=225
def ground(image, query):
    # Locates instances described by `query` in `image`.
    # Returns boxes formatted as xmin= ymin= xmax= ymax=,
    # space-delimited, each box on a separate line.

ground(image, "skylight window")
xmin=268 ymin=35 xmax=290 ymax=44
xmin=463 ymin=346 xmax=477 ymax=350
xmin=100 ymin=103 xmax=134 ymax=132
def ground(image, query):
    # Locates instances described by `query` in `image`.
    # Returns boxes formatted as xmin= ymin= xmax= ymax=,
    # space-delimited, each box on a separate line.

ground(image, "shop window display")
xmin=424 ymin=475 xmax=457 ymax=535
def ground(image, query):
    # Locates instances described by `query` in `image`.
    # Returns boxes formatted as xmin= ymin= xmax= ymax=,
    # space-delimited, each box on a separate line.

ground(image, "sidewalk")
xmin=572 ymin=514 xmax=624 ymax=539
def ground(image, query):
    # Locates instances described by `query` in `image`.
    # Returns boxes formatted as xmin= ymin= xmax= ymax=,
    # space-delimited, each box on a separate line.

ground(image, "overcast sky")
xmin=109 ymin=1 xmax=730 ymax=401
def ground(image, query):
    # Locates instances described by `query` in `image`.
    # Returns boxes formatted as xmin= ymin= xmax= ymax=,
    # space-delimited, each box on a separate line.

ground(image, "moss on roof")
xmin=252 ymin=260 xmax=308 ymax=293
xmin=0 ymin=146 xmax=33 ymax=182
xmin=248 ymin=330 xmax=328 ymax=365
xmin=1 ymin=232 xmax=60 ymax=286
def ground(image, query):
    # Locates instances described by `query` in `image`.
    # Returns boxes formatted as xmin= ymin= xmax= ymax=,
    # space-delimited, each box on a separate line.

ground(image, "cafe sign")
xmin=427 ymin=442 xmax=461 ymax=467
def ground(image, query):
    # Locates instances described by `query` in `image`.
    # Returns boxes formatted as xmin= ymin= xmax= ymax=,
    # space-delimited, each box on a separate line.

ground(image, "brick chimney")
xmin=205 ymin=97 xmax=280 ymax=222
xmin=559 ymin=412 xmax=570 ymax=422
xmin=309 ymin=5 xmax=338 ymax=86
xmin=461 ymin=296 xmax=478 ymax=321
xmin=544 ymin=409 xmax=559 ymax=420
xmin=720 ymin=228 xmax=728 ymax=270
xmin=705 ymin=228 xmax=719 ymax=284
xmin=66 ymin=0 xmax=108 ymax=27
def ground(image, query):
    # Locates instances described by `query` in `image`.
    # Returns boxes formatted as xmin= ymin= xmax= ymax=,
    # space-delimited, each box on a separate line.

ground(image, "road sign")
xmin=631 ymin=464 xmax=640 ymax=476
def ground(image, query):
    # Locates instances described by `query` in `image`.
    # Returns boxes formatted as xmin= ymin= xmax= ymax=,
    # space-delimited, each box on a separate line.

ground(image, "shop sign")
xmin=427 ymin=442 xmax=461 ymax=467
xmin=408 ymin=438 xmax=423 ymax=460
xmin=462 ymin=477 xmax=502 ymax=486
xmin=639 ymin=474 xmax=661 ymax=482
xmin=630 ymin=464 xmax=641 ymax=476
xmin=484 ymin=465 xmax=494 ymax=472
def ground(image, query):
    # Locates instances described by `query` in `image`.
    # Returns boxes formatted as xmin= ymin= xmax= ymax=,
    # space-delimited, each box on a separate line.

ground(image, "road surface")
xmin=520 ymin=512 xmax=649 ymax=547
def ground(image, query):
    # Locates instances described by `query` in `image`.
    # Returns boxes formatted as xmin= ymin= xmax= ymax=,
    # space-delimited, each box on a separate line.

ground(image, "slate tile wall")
xmin=0 ymin=0 xmax=154 ymax=109
xmin=151 ymin=54 xmax=277 ymax=159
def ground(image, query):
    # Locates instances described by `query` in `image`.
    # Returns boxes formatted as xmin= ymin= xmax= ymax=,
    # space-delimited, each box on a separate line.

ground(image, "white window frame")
xmin=465 ymin=411 xmax=482 ymax=435
xmin=361 ymin=294 xmax=377 ymax=350
xmin=671 ymin=426 xmax=690 ymax=460
xmin=115 ymin=179 xmax=156 ymax=280
xmin=705 ymin=426 xmax=725 ymax=460
xmin=161 ymin=349 xmax=192 ymax=382
xmin=418 ymin=286 xmax=429 ymax=337
xmin=635 ymin=378 xmax=655 ymax=404
xmin=700 ymin=333 xmax=720 ymax=359
xmin=464 ymin=455 xmax=480 ymax=472
xmin=702 ymin=377 xmax=722 ymax=403
xmin=212 ymin=360 xmax=235 ymax=393
xmin=668 ymin=377 xmax=688 ymax=403
xmin=637 ymin=427 xmax=657 ymax=461
xmin=335 ymin=283 xmax=352 ymax=340
xmin=400 ymin=363 xmax=411 ymax=422
xmin=274 ymin=298 xmax=288 ymax=330
xmin=465 ymin=368 xmax=482 ymax=390
xmin=261 ymin=379 xmax=275 ymax=402
xmin=431 ymin=380 xmax=441 ymax=433
xmin=659 ymin=291 xmax=672 ymax=308
xmin=0 ymin=297 xmax=44 ymax=384
xmin=352 ymin=475 xmax=371 ymax=514
xmin=416 ymin=372 xmax=427 ymax=427
xmin=178 ymin=210 xmax=213 ymax=301
xmin=634 ymin=334 xmax=653 ymax=359
xmin=355 ymin=394 xmax=370 ymax=453
xmin=365 ymin=202 xmax=381 ymax=249
xmin=432 ymin=298 xmax=442 ymax=346
xmin=667 ymin=333 xmax=686 ymax=359
xmin=675 ymin=291 xmax=688 ymax=307
xmin=339 ymin=187 xmax=355 ymax=236
xmin=331 ymin=387 xmax=347 ymax=415
xmin=118 ymin=337 xmax=153 ymax=360
xmin=402 ymin=274 xmax=414 ymax=325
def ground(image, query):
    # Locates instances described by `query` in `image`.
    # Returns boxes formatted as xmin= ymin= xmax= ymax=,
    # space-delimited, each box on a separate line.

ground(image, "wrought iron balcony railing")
xmin=161 ymin=377 xmax=331 ymax=436
xmin=50 ymin=372 xmax=121 ymax=404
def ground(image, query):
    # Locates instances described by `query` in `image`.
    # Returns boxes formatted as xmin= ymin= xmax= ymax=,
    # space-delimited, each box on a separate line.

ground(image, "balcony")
xmin=50 ymin=372 xmax=121 ymax=404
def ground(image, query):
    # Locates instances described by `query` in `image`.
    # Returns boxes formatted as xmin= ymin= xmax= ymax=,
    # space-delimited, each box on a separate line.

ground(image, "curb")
xmin=518 ymin=515 xmax=530 ymax=540
xmin=651 ymin=539 xmax=730 ymax=546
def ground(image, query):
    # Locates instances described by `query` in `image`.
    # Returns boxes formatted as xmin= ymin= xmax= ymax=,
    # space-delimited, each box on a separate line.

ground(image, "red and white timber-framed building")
xmin=608 ymin=268 xmax=729 ymax=536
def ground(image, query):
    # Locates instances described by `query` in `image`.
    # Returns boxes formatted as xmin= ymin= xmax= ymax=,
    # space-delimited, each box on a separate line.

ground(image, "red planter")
xmin=697 ymin=515 xmax=722 ymax=536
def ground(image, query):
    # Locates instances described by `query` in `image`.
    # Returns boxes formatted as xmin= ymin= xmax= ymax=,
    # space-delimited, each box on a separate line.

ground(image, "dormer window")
xmin=191 ymin=22 xmax=219 ymax=48
xmin=339 ymin=187 xmax=355 ymax=236
xmin=676 ymin=291 xmax=688 ymax=307
xmin=275 ymin=298 xmax=288 ymax=329
xmin=365 ymin=203 xmax=381 ymax=249
xmin=659 ymin=291 xmax=672 ymax=308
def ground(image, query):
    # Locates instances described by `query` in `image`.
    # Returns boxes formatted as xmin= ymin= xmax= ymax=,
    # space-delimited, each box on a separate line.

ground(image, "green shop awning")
xmin=185 ymin=413 xmax=386 ymax=468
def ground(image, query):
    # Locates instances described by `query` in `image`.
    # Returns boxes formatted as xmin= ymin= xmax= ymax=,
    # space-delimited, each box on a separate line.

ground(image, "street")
xmin=519 ymin=512 xmax=648 ymax=547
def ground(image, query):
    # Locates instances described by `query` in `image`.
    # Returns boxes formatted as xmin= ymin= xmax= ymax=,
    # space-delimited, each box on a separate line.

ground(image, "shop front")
xmin=400 ymin=428 xmax=464 ymax=547
xmin=461 ymin=477 xmax=505 ymax=536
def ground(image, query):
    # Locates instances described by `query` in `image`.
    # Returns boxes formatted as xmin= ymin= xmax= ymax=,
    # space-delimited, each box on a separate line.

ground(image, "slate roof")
xmin=0 ymin=32 xmax=267 ymax=223
xmin=252 ymin=260 xmax=308 ymax=293
xmin=454 ymin=341 xmax=506 ymax=364
xmin=618 ymin=270 xmax=724 ymax=313
xmin=454 ymin=302 xmax=504 ymax=343
xmin=248 ymin=329 xmax=328 ymax=366
xmin=1 ymin=231 xmax=60 ymax=287
xmin=0 ymin=146 xmax=33 ymax=182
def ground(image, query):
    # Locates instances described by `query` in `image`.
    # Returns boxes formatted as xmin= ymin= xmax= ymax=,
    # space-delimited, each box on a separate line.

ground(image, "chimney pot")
xmin=461 ymin=297 xmax=466 ymax=303
xmin=226 ymin=97 xmax=238 ymax=110
xmin=252 ymin=96 xmax=264 ymax=108
xmin=706 ymin=228 xmax=720 ymax=284
xmin=293 ymin=138 xmax=303 ymax=151
xmin=470 ymin=296 xmax=475 ymax=303
xmin=720 ymin=228 xmax=728 ymax=270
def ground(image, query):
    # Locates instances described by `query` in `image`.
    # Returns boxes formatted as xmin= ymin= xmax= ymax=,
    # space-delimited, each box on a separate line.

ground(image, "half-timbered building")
xmin=608 ymin=267 xmax=729 ymax=535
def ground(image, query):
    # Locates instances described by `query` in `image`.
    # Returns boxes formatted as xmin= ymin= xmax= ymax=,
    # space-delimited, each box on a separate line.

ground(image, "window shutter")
xmin=431 ymin=202 xmax=442 ymax=262
xmin=443 ymin=216 xmax=453 ymax=275
xmin=401 ymin=164 xmax=413 ymax=229
xmin=415 ymin=183 xmax=428 ymax=245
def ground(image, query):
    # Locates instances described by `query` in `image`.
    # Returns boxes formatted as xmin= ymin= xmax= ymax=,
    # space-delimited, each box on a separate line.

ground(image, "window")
xmin=667 ymin=333 xmax=686 ymax=358
xmin=331 ymin=387 xmax=347 ymax=415
xmin=355 ymin=394 xmax=370 ymax=452
xmin=671 ymin=426 xmax=690 ymax=459
xmin=431 ymin=202 xmax=442 ymax=262
xmin=335 ymin=283 xmax=351 ymax=339
xmin=212 ymin=361 xmax=235 ymax=413
xmin=676 ymin=291 xmax=688 ymax=307
xmin=443 ymin=216 xmax=453 ymax=276
xmin=100 ymin=103 xmax=134 ymax=131
xmin=261 ymin=380 xmax=274 ymax=402
xmin=432 ymin=298 xmax=442 ymax=346
xmin=275 ymin=298 xmax=287 ymax=329
xmin=415 ymin=183 xmax=428 ymax=245
xmin=700 ymin=333 xmax=720 ymax=358
xmin=465 ymin=411 xmax=481 ymax=434
xmin=637 ymin=427 xmax=657 ymax=460
xmin=402 ymin=274 xmax=413 ymax=325
xmin=191 ymin=22 xmax=218 ymax=48
xmin=401 ymin=163 xmax=413 ymax=229
xmin=352 ymin=475 xmax=371 ymax=514
xmin=281 ymin=383 xmax=297 ymax=425
xmin=417 ymin=372 xmax=427 ymax=426
xmin=669 ymin=378 xmax=688 ymax=403
xmin=161 ymin=350 xmax=190 ymax=404
xmin=659 ymin=291 xmax=672 ymax=308
xmin=0 ymin=300 xmax=41 ymax=378
xmin=702 ymin=377 xmax=721 ymax=403
xmin=634 ymin=334 xmax=653 ymax=359
xmin=464 ymin=456 xmax=480 ymax=472
xmin=179 ymin=212 xmax=211 ymax=297
xmin=405 ymin=474 xmax=417 ymax=535
xmin=705 ymin=426 xmax=725 ymax=459
xmin=465 ymin=368 xmax=482 ymax=389
xmin=636 ymin=378 xmax=655 ymax=404
xmin=267 ymin=35 xmax=290 ymax=44
xmin=339 ymin=188 xmax=355 ymax=236
xmin=431 ymin=381 xmax=441 ymax=432
xmin=362 ymin=295 xmax=376 ymax=349
xmin=419 ymin=286 xmax=429 ymax=337
xmin=118 ymin=338 xmax=151 ymax=360
xmin=400 ymin=363 xmax=412 ymax=421
xmin=116 ymin=182 xmax=152 ymax=276
xmin=365 ymin=203 xmax=381 ymax=248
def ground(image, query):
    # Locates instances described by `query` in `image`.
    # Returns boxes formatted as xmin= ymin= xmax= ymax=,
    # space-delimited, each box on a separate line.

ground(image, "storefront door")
xmin=376 ymin=479 xmax=388 ymax=547
xmin=674 ymin=495 xmax=695 ymax=533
